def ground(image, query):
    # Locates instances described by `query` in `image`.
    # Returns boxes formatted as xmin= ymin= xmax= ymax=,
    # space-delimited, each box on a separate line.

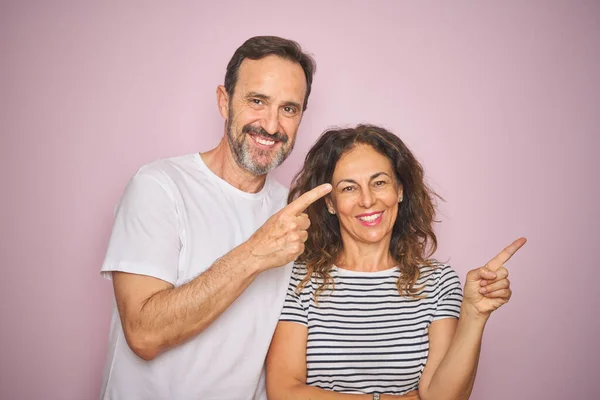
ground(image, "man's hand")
xmin=463 ymin=237 xmax=527 ymax=317
xmin=246 ymin=183 xmax=332 ymax=272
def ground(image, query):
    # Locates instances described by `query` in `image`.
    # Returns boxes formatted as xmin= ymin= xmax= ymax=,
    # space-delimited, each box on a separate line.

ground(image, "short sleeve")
xmin=100 ymin=169 xmax=181 ymax=285
xmin=279 ymin=265 xmax=309 ymax=326
xmin=433 ymin=265 xmax=463 ymax=321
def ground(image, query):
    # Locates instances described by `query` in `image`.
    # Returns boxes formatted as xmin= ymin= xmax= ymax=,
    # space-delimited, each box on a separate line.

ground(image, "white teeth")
xmin=358 ymin=213 xmax=382 ymax=222
xmin=253 ymin=136 xmax=275 ymax=146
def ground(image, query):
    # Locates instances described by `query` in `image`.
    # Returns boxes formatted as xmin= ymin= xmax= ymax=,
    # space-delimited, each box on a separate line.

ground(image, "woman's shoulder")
xmin=418 ymin=261 xmax=460 ymax=282
xmin=291 ymin=262 xmax=309 ymax=277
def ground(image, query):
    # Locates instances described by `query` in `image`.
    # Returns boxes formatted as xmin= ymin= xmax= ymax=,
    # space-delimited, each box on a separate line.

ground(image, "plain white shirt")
xmin=100 ymin=153 xmax=292 ymax=400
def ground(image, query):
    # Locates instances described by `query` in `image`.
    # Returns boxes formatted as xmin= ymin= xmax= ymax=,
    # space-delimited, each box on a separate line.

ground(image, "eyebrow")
xmin=335 ymin=172 xmax=392 ymax=188
xmin=246 ymin=92 xmax=302 ymax=111
xmin=246 ymin=92 xmax=271 ymax=102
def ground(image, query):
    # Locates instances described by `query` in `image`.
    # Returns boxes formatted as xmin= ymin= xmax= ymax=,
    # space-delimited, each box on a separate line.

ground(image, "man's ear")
xmin=216 ymin=85 xmax=229 ymax=119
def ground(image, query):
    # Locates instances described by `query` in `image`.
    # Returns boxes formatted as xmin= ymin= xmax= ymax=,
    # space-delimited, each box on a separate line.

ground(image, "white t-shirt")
xmin=100 ymin=153 xmax=292 ymax=400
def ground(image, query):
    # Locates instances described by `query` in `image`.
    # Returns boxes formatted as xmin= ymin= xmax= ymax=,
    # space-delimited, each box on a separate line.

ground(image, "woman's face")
xmin=326 ymin=144 xmax=402 ymax=247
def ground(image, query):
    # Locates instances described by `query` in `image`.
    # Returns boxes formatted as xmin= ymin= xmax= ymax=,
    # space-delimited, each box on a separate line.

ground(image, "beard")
xmin=226 ymin=110 xmax=295 ymax=176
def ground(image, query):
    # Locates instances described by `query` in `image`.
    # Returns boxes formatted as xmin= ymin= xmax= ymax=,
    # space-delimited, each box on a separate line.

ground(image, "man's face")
xmin=225 ymin=55 xmax=307 ymax=175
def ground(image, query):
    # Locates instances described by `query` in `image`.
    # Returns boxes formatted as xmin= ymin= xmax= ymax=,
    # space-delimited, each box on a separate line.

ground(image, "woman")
xmin=265 ymin=124 xmax=525 ymax=400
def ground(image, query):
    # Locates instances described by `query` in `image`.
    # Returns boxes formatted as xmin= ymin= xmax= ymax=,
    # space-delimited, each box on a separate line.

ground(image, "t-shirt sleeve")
xmin=433 ymin=265 xmax=463 ymax=321
xmin=279 ymin=265 xmax=309 ymax=326
xmin=100 ymin=169 xmax=181 ymax=285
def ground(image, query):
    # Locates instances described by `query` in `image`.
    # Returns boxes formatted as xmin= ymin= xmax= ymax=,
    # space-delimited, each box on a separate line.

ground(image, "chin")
xmin=358 ymin=233 xmax=388 ymax=244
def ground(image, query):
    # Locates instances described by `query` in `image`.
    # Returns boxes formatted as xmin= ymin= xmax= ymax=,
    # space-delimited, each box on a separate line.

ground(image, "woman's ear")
xmin=325 ymin=196 xmax=336 ymax=215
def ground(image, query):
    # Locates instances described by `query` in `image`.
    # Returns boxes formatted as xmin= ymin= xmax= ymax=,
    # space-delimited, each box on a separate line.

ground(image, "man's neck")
xmin=200 ymin=138 xmax=267 ymax=193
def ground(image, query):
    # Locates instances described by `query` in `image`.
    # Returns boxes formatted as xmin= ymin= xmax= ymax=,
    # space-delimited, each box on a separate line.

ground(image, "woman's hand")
xmin=462 ymin=237 xmax=527 ymax=317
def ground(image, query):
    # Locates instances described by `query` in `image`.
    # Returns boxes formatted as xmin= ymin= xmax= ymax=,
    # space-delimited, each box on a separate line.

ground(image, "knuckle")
xmin=291 ymin=243 xmax=304 ymax=254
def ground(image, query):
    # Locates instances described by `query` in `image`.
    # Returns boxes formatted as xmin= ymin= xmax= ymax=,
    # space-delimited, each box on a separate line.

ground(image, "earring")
xmin=328 ymin=208 xmax=336 ymax=215
xmin=398 ymin=196 xmax=403 ymax=203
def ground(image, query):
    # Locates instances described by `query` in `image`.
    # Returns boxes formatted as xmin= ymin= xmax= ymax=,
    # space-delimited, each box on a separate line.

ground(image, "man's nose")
xmin=262 ymin=108 xmax=279 ymax=135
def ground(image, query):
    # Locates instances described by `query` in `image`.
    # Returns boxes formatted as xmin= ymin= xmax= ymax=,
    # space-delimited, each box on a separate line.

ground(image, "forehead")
xmin=333 ymin=145 xmax=395 ymax=180
xmin=235 ymin=55 xmax=307 ymax=104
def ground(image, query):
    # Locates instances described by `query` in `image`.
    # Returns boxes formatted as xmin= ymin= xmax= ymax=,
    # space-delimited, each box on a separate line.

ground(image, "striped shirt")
xmin=279 ymin=263 xmax=463 ymax=395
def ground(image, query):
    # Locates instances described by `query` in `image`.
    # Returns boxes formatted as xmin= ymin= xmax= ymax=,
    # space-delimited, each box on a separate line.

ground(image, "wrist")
xmin=227 ymin=242 xmax=264 ymax=277
xmin=460 ymin=303 xmax=490 ymax=325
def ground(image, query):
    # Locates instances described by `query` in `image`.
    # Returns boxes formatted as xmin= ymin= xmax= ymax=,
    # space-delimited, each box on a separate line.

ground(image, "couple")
xmin=100 ymin=36 xmax=525 ymax=400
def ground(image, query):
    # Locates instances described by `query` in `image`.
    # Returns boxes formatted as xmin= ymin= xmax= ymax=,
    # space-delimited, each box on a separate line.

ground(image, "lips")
xmin=249 ymin=134 xmax=277 ymax=148
xmin=356 ymin=211 xmax=383 ymax=225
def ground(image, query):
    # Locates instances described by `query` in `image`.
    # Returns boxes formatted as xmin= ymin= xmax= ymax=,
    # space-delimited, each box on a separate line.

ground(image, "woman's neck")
xmin=336 ymin=237 xmax=396 ymax=272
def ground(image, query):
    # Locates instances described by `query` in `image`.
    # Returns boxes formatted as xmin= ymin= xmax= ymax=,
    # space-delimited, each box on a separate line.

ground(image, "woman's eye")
xmin=374 ymin=180 xmax=387 ymax=186
xmin=341 ymin=186 xmax=355 ymax=192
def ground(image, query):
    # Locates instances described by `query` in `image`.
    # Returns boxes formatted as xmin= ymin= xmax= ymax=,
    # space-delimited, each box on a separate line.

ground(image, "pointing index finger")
xmin=286 ymin=184 xmax=332 ymax=215
xmin=486 ymin=237 xmax=527 ymax=271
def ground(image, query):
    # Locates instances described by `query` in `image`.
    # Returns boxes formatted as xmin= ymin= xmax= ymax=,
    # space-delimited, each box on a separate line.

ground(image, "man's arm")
xmin=114 ymin=183 xmax=332 ymax=361
xmin=114 ymin=241 xmax=259 ymax=360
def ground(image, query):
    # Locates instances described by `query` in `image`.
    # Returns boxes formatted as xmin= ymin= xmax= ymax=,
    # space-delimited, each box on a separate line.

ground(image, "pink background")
xmin=1 ymin=1 xmax=599 ymax=399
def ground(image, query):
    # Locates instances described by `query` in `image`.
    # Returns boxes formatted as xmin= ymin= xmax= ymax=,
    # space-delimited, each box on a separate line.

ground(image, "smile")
xmin=249 ymin=134 xmax=276 ymax=147
xmin=356 ymin=211 xmax=383 ymax=225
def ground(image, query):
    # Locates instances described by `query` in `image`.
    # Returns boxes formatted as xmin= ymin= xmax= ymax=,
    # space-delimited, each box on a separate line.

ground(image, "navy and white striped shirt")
xmin=280 ymin=263 xmax=463 ymax=395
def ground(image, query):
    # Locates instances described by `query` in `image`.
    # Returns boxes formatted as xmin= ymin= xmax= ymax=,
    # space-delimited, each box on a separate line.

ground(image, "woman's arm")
xmin=266 ymin=321 xmax=420 ymax=400
xmin=418 ymin=237 xmax=526 ymax=400
xmin=417 ymin=307 xmax=487 ymax=400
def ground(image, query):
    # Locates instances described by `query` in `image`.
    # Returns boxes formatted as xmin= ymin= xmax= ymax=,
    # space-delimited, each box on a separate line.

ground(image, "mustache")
xmin=242 ymin=125 xmax=288 ymax=144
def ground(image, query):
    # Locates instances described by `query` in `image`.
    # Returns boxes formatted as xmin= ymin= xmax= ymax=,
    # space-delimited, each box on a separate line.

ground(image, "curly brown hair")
xmin=288 ymin=124 xmax=440 ymax=299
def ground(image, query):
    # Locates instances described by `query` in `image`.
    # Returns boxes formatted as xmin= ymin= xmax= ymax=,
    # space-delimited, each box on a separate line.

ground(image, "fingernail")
xmin=479 ymin=287 xmax=486 ymax=294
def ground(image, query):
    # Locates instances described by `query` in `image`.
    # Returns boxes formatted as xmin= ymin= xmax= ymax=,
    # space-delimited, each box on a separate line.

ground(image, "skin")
xmin=205 ymin=55 xmax=308 ymax=193
xmin=112 ymin=54 xmax=331 ymax=361
xmin=326 ymin=145 xmax=403 ymax=272
xmin=266 ymin=144 xmax=527 ymax=400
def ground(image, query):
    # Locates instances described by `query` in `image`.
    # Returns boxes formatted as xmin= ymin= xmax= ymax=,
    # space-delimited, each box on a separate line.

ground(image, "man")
xmin=100 ymin=36 xmax=331 ymax=400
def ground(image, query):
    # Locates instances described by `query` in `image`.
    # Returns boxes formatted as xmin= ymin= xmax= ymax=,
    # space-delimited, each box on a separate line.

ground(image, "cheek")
xmin=280 ymin=117 xmax=301 ymax=134
xmin=382 ymin=193 xmax=400 ymax=213
xmin=234 ymin=107 xmax=261 ymax=124
xmin=332 ymin=196 xmax=352 ymax=215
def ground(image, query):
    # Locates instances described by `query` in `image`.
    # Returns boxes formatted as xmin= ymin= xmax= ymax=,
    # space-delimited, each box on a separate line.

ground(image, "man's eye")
xmin=251 ymin=99 xmax=263 ymax=105
xmin=283 ymin=106 xmax=296 ymax=114
xmin=374 ymin=180 xmax=387 ymax=186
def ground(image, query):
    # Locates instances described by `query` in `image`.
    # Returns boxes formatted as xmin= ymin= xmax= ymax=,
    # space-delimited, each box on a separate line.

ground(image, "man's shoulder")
xmin=131 ymin=153 xmax=201 ymax=186
xmin=137 ymin=153 xmax=196 ymax=175
xmin=265 ymin=175 xmax=289 ymax=201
